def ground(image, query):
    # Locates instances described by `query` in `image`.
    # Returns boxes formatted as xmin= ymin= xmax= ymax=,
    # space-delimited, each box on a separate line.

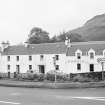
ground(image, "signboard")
xmin=97 ymin=58 xmax=105 ymax=63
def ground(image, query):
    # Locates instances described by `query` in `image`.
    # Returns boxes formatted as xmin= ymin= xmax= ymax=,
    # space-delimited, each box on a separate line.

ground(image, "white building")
xmin=0 ymin=39 xmax=105 ymax=77
xmin=0 ymin=41 xmax=67 ymax=76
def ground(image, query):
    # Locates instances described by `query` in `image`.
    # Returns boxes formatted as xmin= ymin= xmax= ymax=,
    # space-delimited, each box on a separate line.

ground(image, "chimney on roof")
xmin=24 ymin=41 xmax=29 ymax=47
xmin=65 ymin=37 xmax=71 ymax=47
xmin=1 ymin=41 xmax=10 ymax=52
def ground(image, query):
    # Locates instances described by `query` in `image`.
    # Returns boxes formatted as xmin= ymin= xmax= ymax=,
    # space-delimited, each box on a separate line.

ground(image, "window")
xmin=29 ymin=65 xmax=32 ymax=70
xmin=7 ymin=56 xmax=10 ymax=61
xmin=77 ymin=63 xmax=81 ymax=70
xmin=56 ymin=65 xmax=59 ymax=70
xmin=29 ymin=56 xmax=32 ymax=61
xmin=40 ymin=55 xmax=44 ymax=60
xmin=16 ymin=65 xmax=20 ymax=74
xmin=7 ymin=65 xmax=10 ymax=70
xmin=16 ymin=56 xmax=19 ymax=61
xmin=90 ymin=52 xmax=94 ymax=59
xmin=90 ymin=64 xmax=94 ymax=72
xmin=77 ymin=53 xmax=81 ymax=59
xmin=55 ymin=55 xmax=59 ymax=60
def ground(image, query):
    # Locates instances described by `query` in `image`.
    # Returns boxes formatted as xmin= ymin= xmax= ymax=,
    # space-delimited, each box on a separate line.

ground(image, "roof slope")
xmin=67 ymin=41 xmax=105 ymax=56
xmin=2 ymin=42 xmax=66 ymax=55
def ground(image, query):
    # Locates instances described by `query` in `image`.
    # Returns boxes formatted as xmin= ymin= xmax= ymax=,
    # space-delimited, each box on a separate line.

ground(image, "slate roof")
xmin=67 ymin=41 xmax=105 ymax=56
xmin=2 ymin=41 xmax=105 ymax=56
xmin=2 ymin=42 xmax=67 ymax=55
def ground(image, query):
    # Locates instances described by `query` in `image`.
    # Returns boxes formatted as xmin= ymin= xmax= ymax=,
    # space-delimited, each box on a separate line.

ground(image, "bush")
xmin=70 ymin=71 xmax=105 ymax=82
xmin=46 ymin=73 xmax=55 ymax=81
xmin=46 ymin=71 xmax=70 ymax=82
xmin=72 ymin=74 xmax=93 ymax=82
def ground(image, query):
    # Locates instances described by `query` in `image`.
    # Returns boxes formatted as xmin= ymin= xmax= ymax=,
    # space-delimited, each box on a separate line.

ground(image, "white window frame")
xmin=75 ymin=49 xmax=82 ymax=59
xmin=88 ymin=49 xmax=95 ymax=59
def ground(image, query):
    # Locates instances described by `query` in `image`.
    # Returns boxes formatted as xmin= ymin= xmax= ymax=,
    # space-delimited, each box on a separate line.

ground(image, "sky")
xmin=0 ymin=0 xmax=105 ymax=44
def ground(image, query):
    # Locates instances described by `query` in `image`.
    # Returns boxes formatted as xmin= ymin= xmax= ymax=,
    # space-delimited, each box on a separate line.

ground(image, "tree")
xmin=27 ymin=27 xmax=50 ymax=44
xmin=50 ymin=31 xmax=85 ymax=42
xmin=66 ymin=32 xmax=85 ymax=42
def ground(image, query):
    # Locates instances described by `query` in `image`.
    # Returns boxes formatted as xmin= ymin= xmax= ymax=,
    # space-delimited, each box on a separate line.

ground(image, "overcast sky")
xmin=0 ymin=0 xmax=105 ymax=44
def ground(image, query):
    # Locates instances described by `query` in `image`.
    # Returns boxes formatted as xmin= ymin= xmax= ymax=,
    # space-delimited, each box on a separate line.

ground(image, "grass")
xmin=0 ymin=79 xmax=105 ymax=89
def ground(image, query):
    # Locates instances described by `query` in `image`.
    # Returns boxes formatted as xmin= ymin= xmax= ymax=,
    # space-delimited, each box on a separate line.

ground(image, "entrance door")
xmin=39 ymin=65 xmax=45 ymax=74
xmin=90 ymin=64 xmax=94 ymax=72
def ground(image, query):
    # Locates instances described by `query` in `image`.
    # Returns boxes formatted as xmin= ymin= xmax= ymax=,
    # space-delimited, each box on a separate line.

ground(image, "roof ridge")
xmin=9 ymin=42 xmax=65 ymax=47
xmin=72 ymin=40 xmax=105 ymax=45
xmin=28 ymin=42 xmax=64 ymax=46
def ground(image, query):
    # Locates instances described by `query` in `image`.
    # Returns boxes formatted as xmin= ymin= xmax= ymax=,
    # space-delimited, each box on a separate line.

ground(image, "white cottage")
xmin=66 ymin=41 xmax=105 ymax=74
xmin=0 ymin=41 xmax=67 ymax=75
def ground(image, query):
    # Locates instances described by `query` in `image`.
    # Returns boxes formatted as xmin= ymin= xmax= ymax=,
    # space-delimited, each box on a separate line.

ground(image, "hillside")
xmin=70 ymin=14 xmax=105 ymax=41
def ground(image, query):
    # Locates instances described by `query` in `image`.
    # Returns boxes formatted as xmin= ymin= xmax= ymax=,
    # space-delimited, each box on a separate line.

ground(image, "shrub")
xmin=46 ymin=71 xmax=69 ymax=82
xmin=27 ymin=73 xmax=34 ymax=80
xmin=37 ymin=74 xmax=45 ymax=81
xmin=46 ymin=73 xmax=55 ymax=81
xmin=72 ymin=74 xmax=93 ymax=82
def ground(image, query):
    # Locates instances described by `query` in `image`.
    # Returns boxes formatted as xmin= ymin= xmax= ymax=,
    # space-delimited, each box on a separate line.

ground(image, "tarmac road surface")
xmin=0 ymin=87 xmax=104 ymax=105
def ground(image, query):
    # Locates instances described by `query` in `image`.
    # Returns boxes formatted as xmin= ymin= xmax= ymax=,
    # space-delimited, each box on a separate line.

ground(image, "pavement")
xmin=0 ymin=87 xmax=104 ymax=105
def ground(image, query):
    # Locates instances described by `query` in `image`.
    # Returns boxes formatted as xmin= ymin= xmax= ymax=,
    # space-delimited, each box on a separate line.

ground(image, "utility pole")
xmin=101 ymin=62 xmax=104 ymax=80
xmin=53 ymin=56 xmax=57 ymax=83
xmin=97 ymin=58 xmax=105 ymax=81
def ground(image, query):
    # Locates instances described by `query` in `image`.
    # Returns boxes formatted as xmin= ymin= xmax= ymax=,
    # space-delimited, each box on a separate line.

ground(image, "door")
xmin=39 ymin=65 xmax=45 ymax=74
xmin=90 ymin=64 xmax=94 ymax=72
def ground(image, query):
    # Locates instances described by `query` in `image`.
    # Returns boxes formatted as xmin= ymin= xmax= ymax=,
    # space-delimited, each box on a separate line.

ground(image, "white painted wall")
xmin=0 ymin=54 xmax=66 ymax=74
xmin=66 ymin=55 xmax=104 ymax=74
xmin=0 ymin=52 xmax=105 ymax=74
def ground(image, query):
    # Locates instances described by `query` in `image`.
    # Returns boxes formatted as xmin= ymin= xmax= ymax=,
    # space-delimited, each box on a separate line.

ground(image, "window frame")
xmin=40 ymin=55 xmax=44 ymax=60
xmin=29 ymin=65 xmax=32 ymax=70
xmin=77 ymin=53 xmax=81 ymax=59
xmin=16 ymin=56 xmax=19 ymax=61
xmin=29 ymin=55 xmax=32 ymax=61
xmin=7 ymin=65 xmax=10 ymax=70
xmin=55 ymin=55 xmax=59 ymax=60
xmin=77 ymin=63 xmax=81 ymax=70
xmin=7 ymin=56 xmax=10 ymax=61
xmin=90 ymin=52 xmax=94 ymax=59
xmin=75 ymin=49 xmax=82 ymax=59
xmin=56 ymin=65 xmax=59 ymax=70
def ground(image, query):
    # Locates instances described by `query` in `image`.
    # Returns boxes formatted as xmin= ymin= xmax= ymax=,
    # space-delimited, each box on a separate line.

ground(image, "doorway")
xmin=90 ymin=64 xmax=94 ymax=72
xmin=39 ymin=65 xmax=45 ymax=74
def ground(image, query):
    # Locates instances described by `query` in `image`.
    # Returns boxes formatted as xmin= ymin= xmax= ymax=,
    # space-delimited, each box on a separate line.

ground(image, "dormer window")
xmin=90 ymin=52 xmax=94 ymax=59
xmin=77 ymin=53 xmax=81 ymax=59
xmin=88 ymin=49 xmax=95 ymax=59
xmin=75 ymin=49 xmax=82 ymax=59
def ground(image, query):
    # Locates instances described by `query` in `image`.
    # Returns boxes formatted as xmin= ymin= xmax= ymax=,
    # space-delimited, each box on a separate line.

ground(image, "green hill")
xmin=70 ymin=14 xmax=105 ymax=41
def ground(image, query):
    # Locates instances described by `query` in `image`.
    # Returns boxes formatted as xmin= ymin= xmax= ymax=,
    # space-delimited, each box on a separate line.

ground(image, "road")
xmin=0 ymin=87 xmax=104 ymax=105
